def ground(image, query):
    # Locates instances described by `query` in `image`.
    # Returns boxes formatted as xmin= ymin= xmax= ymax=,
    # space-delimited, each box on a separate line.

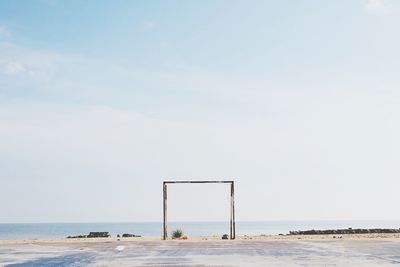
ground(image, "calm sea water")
xmin=1 ymin=221 xmax=400 ymax=240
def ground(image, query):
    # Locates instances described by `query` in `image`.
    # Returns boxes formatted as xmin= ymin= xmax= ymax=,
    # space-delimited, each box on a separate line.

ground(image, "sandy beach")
xmin=2 ymin=234 xmax=400 ymax=266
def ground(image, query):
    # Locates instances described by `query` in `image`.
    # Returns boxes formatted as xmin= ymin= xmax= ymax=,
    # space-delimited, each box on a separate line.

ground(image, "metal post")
xmin=231 ymin=181 xmax=236 ymax=239
xmin=230 ymin=182 xmax=233 ymax=239
xmin=163 ymin=182 xmax=168 ymax=240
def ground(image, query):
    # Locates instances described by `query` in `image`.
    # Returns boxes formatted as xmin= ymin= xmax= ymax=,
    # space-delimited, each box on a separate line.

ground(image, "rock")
xmin=87 ymin=232 xmax=110 ymax=238
xmin=67 ymin=235 xmax=87 ymax=238
xmin=122 ymin=233 xmax=141 ymax=237
xmin=288 ymin=228 xmax=400 ymax=235
xmin=67 ymin=232 xmax=111 ymax=238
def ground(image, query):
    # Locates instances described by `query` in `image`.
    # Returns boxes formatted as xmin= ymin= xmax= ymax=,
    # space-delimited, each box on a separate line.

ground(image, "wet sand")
xmin=1 ymin=235 xmax=400 ymax=266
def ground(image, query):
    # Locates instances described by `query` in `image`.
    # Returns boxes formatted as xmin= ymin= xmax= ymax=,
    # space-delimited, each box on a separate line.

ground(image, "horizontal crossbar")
xmin=164 ymin=180 xmax=233 ymax=184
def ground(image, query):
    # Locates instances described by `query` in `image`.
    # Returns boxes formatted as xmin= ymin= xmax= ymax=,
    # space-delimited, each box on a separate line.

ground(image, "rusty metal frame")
xmin=163 ymin=180 xmax=235 ymax=240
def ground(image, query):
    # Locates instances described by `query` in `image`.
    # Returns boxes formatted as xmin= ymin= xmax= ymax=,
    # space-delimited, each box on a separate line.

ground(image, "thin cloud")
xmin=0 ymin=43 xmax=74 ymax=81
xmin=365 ymin=0 xmax=385 ymax=9
xmin=364 ymin=0 xmax=391 ymax=14
xmin=5 ymin=61 xmax=30 ymax=75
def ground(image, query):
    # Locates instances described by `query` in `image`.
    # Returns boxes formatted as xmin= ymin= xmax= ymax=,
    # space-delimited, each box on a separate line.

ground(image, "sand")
xmin=1 ymin=234 xmax=400 ymax=266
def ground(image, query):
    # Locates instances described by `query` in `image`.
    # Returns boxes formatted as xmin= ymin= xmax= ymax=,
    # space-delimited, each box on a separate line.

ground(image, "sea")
xmin=1 ymin=220 xmax=400 ymax=240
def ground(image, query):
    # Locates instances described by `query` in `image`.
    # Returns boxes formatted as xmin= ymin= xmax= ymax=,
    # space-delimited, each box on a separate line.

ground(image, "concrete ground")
xmin=1 ymin=238 xmax=400 ymax=266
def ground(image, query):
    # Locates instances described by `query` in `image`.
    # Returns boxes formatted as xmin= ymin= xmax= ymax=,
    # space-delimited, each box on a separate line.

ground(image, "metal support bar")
xmin=230 ymin=183 xmax=233 ymax=239
xmin=231 ymin=182 xmax=235 ymax=239
xmin=164 ymin=181 xmax=234 ymax=184
xmin=163 ymin=182 xmax=167 ymax=240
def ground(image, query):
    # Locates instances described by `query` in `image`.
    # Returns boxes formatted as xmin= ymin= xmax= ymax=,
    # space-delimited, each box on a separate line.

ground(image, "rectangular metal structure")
xmin=163 ymin=180 xmax=235 ymax=240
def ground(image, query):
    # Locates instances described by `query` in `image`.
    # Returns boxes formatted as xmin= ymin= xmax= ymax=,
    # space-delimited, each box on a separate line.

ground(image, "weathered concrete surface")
xmin=1 ymin=238 xmax=400 ymax=266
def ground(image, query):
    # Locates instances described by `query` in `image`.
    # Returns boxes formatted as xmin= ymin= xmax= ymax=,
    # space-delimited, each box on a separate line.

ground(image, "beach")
xmin=2 ymin=1 xmax=400 ymax=266
xmin=2 ymin=234 xmax=400 ymax=266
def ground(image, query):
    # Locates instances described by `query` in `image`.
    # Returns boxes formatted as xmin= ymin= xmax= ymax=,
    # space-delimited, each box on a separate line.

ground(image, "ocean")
xmin=1 ymin=220 xmax=400 ymax=240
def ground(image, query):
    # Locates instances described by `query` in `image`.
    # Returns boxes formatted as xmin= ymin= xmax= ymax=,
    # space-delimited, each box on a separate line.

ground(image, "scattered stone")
xmin=122 ymin=233 xmax=141 ymax=237
xmin=87 ymin=232 xmax=110 ymax=238
xmin=67 ymin=235 xmax=87 ymax=238
xmin=288 ymin=228 xmax=400 ymax=235
xmin=67 ymin=232 xmax=110 ymax=238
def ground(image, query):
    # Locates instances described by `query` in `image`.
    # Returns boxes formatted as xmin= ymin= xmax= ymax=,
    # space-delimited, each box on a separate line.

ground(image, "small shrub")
xmin=171 ymin=229 xmax=183 ymax=239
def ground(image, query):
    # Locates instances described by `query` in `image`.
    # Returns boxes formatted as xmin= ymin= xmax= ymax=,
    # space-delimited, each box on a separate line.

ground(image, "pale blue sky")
xmin=1 ymin=0 xmax=400 ymax=223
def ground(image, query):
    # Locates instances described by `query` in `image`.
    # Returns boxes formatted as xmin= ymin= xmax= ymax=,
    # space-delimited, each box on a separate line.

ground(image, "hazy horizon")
xmin=4 ymin=219 xmax=400 ymax=224
xmin=1 ymin=0 xmax=400 ymax=223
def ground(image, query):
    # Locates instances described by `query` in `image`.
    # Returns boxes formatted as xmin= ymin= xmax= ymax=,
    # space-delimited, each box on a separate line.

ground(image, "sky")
xmin=1 ymin=0 xmax=400 ymax=223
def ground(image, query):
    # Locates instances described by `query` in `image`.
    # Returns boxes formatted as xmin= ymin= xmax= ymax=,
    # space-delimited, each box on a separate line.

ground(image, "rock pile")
xmin=88 ymin=232 xmax=110 ymax=238
xmin=122 ymin=233 xmax=141 ymax=237
xmin=289 ymin=228 xmax=400 ymax=235
xmin=67 ymin=235 xmax=86 ymax=238
xmin=67 ymin=232 xmax=110 ymax=238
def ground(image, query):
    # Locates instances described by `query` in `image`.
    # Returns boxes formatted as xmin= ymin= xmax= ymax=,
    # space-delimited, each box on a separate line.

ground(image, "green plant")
xmin=171 ymin=229 xmax=183 ymax=239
